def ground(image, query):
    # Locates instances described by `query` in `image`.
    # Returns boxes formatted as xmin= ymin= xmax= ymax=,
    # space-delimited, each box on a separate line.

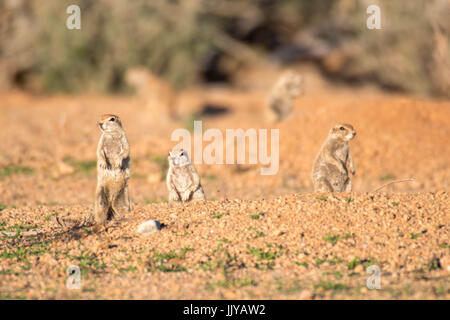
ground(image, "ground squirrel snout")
xmin=312 ymin=123 xmax=356 ymax=193
xmin=90 ymin=114 xmax=131 ymax=227
xmin=166 ymin=146 xmax=206 ymax=204
xmin=266 ymin=70 xmax=303 ymax=122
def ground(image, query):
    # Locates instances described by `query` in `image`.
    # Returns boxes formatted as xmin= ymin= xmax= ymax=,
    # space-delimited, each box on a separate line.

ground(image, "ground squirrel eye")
xmin=109 ymin=118 xmax=115 ymax=122
xmin=340 ymin=126 xmax=345 ymax=130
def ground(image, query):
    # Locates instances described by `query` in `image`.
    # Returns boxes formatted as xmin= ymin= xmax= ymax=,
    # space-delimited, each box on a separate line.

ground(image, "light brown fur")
xmin=125 ymin=66 xmax=177 ymax=120
xmin=166 ymin=147 xmax=205 ymax=204
xmin=312 ymin=124 xmax=356 ymax=192
xmin=90 ymin=114 xmax=131 ymax=227
xmin=266 ymin=70 xmax=302 ymax=122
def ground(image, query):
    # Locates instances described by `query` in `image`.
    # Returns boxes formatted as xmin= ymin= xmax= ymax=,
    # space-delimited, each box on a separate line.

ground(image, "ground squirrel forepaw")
xmin=98 ymin=162 xmax=108 ymax=169
xmin=181 ymin=192 xmax=191 ymax=202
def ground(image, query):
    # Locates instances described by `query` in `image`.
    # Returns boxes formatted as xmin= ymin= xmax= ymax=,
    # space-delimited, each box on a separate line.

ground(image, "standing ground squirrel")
xmin=266 ymin=70 xmax=303 ymax=122
xmin=90 ymin=114 xmax=131 ymax=227
xmin=125 ymin=66 xmax=177 ymax=120
xmin=312 ymin=124 xmax=356 ymax=192
xmin=166 ymin=147 xmax=206 ymax=204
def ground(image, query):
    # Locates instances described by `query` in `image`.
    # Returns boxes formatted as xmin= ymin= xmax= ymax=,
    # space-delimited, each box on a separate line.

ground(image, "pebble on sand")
xmin=137 ymin=220 xmax=161 ymax=235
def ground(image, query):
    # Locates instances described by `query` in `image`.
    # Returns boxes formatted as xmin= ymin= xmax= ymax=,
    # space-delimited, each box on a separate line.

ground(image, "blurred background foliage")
xmin=0 ymin=0 xmax=448 ymax=97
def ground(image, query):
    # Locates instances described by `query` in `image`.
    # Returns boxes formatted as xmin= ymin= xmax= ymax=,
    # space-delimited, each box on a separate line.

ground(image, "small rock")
xmin=58 ymin=161 xmax=76 ymax=175
xmin=272 ymin=229 xmax=283 ymax=236
xmin=147 ymin=173 xmax=161 ymax=184
xmin=299 ymin=290 xmax=312 ymax=300
xmin=137 ymin=220 xmax=161 ymax=235
xmin=354 ymin=264 xmax=364 ymax=273
xmin=440 ymin=255 xmax=450 ymax=273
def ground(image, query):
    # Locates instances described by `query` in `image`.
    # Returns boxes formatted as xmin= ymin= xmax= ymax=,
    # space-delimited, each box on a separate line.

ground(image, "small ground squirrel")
xmin=166 ymin=146 xmax=206 ymax=204
xmin=90 ymin=114 xmax=131 ymax=227
xmin=312 ymin=123 xmax=356 ymax=192
xmin=266 ymin=70 xmax=302 ymax=122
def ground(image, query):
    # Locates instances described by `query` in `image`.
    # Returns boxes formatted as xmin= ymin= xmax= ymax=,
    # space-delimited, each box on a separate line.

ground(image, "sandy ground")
xmin=0 ymin=80 xmax=449 ymax=299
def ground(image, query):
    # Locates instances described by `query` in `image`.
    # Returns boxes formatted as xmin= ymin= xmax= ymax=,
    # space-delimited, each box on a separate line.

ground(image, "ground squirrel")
xmin=125 ymin=66 xmax=177 ymax=120
xmin=90 ymin=114 xmax=131 ymax=227
xmin=312 ymin=124 xmax=356 ymax=192
xmin=266 ymin=70 xmax=303 ymax=122
xmin=166 ymin=146 xmax=206 ymax=204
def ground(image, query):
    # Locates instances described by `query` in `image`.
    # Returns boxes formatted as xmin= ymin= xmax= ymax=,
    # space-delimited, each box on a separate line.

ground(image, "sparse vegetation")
xmin=64 ymin=158 xmax=96 ymax=175
xmin=250 ymin=212 xmax=265 ymax=220
xmin=204 ymin=174 xmax=217 ymax=181
xmin=275 ymin=279 xmax=303 ymax=295
xmin=68 ymin=250 xmax=107 ymax=276
xmin=323 ymin=233 xmax=340 ymax=245
xmin=380 ymin=174 xmax=395 ymax=182
xmin=247 ymin=244 xmax=284 ymax=261
xmin=0 ymin=165 xmax=34 ymax=179
xmin=2 ymin=1 xmax=447 ymax=98
xmin=427 ymin=258 xmax=441 ymax=271
xmin=148 ymin=248 xmax=194 ymax=273
xmin=252 ymin=231 xmax=266 ymax=239
xmin=323 ymin=233 xmax=355 ymax=245
xmin=212 ymin=212 xmax=224 ymax=219
xmin=0 ymin=223 xmax=38 ymax=233
xmin=315 ymin=280 xmax=347 ymax=292
xmin=315 ymin=256 xmax=343 ymax=267
xmin=44 ymin=211 xmax=59 ymax=221
xmin=347 ymin=256 xmax=361 ymax=270
xmin=410 ymin=232 xmax=421 ymax=240
xmin=323 ymin=271 xmax=343 ymax=280
xmin=294 ymin=261 xmax=308 ymax=268
xmin=347 ymin=256 xmax=377 ymax=270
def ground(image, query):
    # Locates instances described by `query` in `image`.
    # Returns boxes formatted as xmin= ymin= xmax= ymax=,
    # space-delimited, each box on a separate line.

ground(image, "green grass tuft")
xmin=0 ymin=165 xmax=34 ymax=179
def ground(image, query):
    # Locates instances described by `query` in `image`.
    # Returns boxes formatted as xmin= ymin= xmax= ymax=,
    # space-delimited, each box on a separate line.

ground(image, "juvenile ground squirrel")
xmin=166 ymin=146 xmax=206 ymax=204
xmin=266 ymin=70 xmax=303 ymax=122
xmin=312 ymin=124 xmax=356 ymax=192
xmin=90 ymin=114 xmax=131 ymax=227
xmin=125 ymin=66 xmax=177 ymax=120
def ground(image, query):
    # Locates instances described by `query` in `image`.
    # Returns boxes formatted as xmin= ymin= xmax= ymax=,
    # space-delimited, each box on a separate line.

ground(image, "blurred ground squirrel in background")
xmin=266 ymin=70 xmax=303 ymax=122
xmin=89 ymin=114 xmax=131 ymax=230
xmin=125 ymin=66 xmax=178 ymax=120
xmin=167 ymin=146 xmax=206 ymax=204
xmin=312 ymin=124 xmax=356 ymax=192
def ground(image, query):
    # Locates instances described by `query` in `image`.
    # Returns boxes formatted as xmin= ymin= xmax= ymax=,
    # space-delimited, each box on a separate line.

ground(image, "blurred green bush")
xmin=0 ymin=0 xmax=448 ymax=97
